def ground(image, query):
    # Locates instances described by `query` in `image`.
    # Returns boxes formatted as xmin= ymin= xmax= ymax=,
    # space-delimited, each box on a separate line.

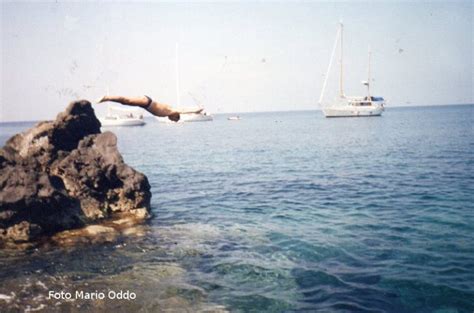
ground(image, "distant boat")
xmin=227 ymin=116 xmax=241 ymax=121
xmin=99 ymin=105 xmax=145 ymax=127
xmin=181 ymin=111 xmax=213 ymax=122
xmin=319 ymin=22 xmax=385 ymax=118
xmin=155 ymin=109 xmax=213 ymax=123
xmin=155 ymin=43 xmax=213 ymax=123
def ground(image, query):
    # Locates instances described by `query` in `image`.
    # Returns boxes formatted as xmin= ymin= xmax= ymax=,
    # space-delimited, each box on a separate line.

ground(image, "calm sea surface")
xmin=1 ymin=105 xmax=473 ymax=312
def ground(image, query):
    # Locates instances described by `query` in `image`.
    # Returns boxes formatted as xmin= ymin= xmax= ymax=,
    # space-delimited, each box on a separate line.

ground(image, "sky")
xmin=1 ymin=1 xmax=472 ymax=122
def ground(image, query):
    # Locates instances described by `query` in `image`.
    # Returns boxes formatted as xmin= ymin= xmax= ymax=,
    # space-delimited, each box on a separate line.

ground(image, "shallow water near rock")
xmin=1 ymin=105 xmax=473 ymax=312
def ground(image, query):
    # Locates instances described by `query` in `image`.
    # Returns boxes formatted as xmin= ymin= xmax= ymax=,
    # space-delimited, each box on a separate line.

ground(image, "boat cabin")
xmin=370 ymin=97 xmax=384 ymax=102
xmin=348 ymin=96 xmax=384 ymax=106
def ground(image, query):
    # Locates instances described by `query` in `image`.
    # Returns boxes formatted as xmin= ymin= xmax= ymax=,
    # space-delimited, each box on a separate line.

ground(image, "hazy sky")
xmin=1 ymin=1 xmax=472 ymax=121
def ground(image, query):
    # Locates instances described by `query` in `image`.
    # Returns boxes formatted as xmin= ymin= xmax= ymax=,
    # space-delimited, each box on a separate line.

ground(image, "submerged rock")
xmin=0 ymin=100 xmax=151 ymax=247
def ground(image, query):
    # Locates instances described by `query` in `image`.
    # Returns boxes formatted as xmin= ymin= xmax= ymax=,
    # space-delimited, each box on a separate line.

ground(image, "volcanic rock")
xmin=0 ymin=100 xmax=151 ymax=247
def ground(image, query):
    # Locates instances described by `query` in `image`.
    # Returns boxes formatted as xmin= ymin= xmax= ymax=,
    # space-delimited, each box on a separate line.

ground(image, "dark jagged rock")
xmin=0 ymin=100 xmax=151 ymax=247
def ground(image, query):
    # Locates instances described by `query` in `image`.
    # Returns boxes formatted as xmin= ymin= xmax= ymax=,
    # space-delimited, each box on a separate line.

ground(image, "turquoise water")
xmin=1 ymin=105 xmax=473 ymax=312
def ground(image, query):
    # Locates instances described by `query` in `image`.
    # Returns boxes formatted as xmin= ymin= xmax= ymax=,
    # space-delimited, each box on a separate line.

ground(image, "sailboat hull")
xmin=155 ymin=113 xmax=213 ymax=123
xmin=322 ymin=105 xmax=384 ymax=118
xmin=180 ymin=113 xmax=213 ymax=122
xmin=99 ymin=118 xmax=146 ymax=126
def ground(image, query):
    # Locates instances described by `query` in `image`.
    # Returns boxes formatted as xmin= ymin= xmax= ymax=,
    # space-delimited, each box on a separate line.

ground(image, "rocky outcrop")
xmin=0 ymin=100 xmax=151 ymax=247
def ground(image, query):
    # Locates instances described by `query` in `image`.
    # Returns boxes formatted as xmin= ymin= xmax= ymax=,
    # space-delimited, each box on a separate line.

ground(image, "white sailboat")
xmin=99 ymin=105 xmax=146 ymax=127
xmin=319 ymin=22 xmax=385 ymax=118
xmin=179 ymin=110 xmax=213 ymax=122
xmin=155 ymin=43 xmax=213 ymax=123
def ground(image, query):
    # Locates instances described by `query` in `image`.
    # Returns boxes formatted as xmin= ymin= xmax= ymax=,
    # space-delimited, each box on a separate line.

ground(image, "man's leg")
xmin=98 ymin=95 xmax=150 ymax=108
xmin=98 ymin=95 xmax=183 ymax=122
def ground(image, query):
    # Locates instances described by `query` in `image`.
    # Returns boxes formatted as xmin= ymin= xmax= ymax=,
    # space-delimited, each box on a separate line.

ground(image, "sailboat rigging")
xmin=319 ymin=22 xmax=385 ymax=118
xmin=156 ymin=43 xmax=213 ymax=123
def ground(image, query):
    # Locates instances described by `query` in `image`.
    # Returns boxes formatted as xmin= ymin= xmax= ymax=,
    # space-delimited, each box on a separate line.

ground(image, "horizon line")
xmin=0 ymin=102 xmax=473 ymax=124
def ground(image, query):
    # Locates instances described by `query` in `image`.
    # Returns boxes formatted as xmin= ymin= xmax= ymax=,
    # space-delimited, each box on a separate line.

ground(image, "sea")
xmin=0 ymin=105 xmax=473 ymax=313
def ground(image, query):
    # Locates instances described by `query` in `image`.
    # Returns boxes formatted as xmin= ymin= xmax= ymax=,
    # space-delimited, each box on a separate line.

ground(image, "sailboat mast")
xmin=367 ymin=46 xmax=371 ymax=99
xmin=175 ymin=43 xmax=181 ymax=108
xmin=339 ymin=22 xmax=344 ymax=98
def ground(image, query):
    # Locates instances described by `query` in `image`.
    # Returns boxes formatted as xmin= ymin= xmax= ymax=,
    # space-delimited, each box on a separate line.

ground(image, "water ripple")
xmin=1 ymin=106 xmax=474 ymax=312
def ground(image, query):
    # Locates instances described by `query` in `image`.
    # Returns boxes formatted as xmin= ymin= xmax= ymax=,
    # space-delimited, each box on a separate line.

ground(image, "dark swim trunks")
xmin=144 ymin=95 xmax=153 ymax=110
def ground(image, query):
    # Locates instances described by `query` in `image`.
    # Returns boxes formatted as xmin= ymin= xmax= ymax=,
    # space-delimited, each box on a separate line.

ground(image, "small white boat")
xmin=99 ymin=105 xmax=145 ymax=127
xmin=181 ymin=111 xmax=213 ymax=122
xmin=155 ymin=110 xmax=213 ymax=123
xmin=154 ymin=116 xmax=176 ymax=124
xmin=319 ymin=22 xmax=385 ymax=118
xmin=227 ymin=116 xmax=241 ymax=121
